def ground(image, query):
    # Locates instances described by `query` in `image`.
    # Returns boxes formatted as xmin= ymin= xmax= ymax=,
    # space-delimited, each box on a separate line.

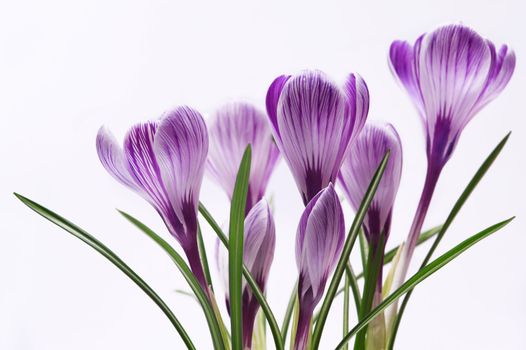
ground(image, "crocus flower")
xmin=96 ymin=106 xmax=209 ymax=289
xmin=266 ymin=70 xmax=369 ymax=205
xmin=207 ymin=102 xmax=280 ymax=213
xmin=338 ymin=122 xmax=403 ymax=249
xmin=338 ymin=122 xmax=403 ymax=349
xmin=390 ymin=24 xmax=515 ymax=169
xmin=215 ymin=199 xmax=276 ymax=349
xmin=388 ymin=24 xmax=515 ymax=280
xmin=294 ymin=183 xmax=344 ymax=350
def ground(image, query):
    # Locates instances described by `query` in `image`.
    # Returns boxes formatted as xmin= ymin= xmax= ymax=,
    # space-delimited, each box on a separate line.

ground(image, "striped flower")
xmin=390 ymin=24 xmax=515 ymax=168
xmin=294 ymin=184 xmax=344 ymax=350
xmin=215 ymin=200 xmax=275 ymax=349
xmin=96 ymin=106 xmax=209 ymax=289
xmin=266 ymin=70 xmax=369 ymax=205
xmin=207 ymin=102 xmax=280 ymax=213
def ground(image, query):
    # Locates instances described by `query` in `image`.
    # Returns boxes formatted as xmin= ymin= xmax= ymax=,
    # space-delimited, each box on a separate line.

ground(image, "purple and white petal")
xmin=207 ymin=103 xmax=280 ymax=211
xmin=96 ymin=126 xmax=137 ymax=190
xmin=265 ymin=75 xmax=291 ymax=143
xmin=344 ymin=73 xmax=370 ymax=144
xmin=154 ymin=106 xmax=208 ymax=235
xmin=123 ymin=120 xmax=172 ymax=212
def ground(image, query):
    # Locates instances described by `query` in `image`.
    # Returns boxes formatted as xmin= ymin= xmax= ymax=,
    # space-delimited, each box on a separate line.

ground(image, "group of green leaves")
xmin=15 ymin=133 xmax=513 ymax=349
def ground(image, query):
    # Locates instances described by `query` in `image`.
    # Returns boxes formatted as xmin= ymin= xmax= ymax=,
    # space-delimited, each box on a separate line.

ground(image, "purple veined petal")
xmin=338 ymin=122 xmax=403 ymax=244
xmin=343 ymin=73 xmax=370 ymax=144
xmin=271 ymin=70 xmax=363 ymax=204
xmin=243 ymin=199 xmax=276 ymax=290
xmin=96 ymin=126 xmax=137 ymax=190
xmin=207 ymin=103 xmax=280 ymax=212
xmin=154 ymin=106 xmax=209 ymax=243
xmin=473 ymin=43 xmax=516 ymax=117
xmin=123 ymin=120 xmax=173 ymax=215
xmin=389 ymin=38 xmax=426 ymax=118
xmin=295 ymin=183 xmax=344 ymax=301
xmin=265 ymin=75 xmax=291 ymax=144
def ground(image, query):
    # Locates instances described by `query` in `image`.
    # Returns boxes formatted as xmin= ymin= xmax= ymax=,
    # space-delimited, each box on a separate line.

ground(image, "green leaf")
xmin=229 ymin=145 xmax=251 ymax=350
xmin=342 ymin=272 xmax=350 ymax=350
xmin=14 ymin=193 xmax=196 ymax=350
xmin=118 ymin=210 xmax=225 ymax=350
xmin=310 ymin=151 xmax=390 ymax=350
xmin=199 ymin=203 xmax=285 ymax=350
xmin=388 ymin=132 xmax=511 ymax=350
xmin=354 ymin=233 xmax=385 ymax=350
xmin=281 ymin=281 xmax=298 ymax=343
xmin=335 ymin=217 xmax=514 ymax=350
xmin=198 ymin=224 xmax=214 ymax=292
xmin=344 ymin=264 xmax=361 ymax=317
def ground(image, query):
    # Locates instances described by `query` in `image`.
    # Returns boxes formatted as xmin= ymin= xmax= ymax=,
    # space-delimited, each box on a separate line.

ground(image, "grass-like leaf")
xmin=336 ymin=217 xmax=514 ymax=350
xmin=229 ymin=145 xmax=251 ymax=350
xmin=198 ymin=224 xmax=214 ymax=291
xmin=14 ymin=193 xmax=196 ymax=350
xmin=281 ymin=280 xmax=298 ymax=343
xmin=118 ymin=210 xmax=226 ymax=350
xmin=388 ymin=132 xmax=511 ymax=350
xmin=199 ymin=203 xmax=284 ymax=350
xmin=310 ymin=151 xmax=390 ymax=350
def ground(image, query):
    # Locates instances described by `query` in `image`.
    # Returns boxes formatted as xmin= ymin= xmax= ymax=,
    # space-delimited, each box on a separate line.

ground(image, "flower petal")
xmin=96 ymin=126 xmax=137 ymax=190
xmin=389 ymin=38 xmax=425 ymax=118
xmin=207 ymin=103 xmax=280 ymax=211
xmin=344 ymin=73 xmax=370 ymax=143
xmin=123 ymin=120 xmax=172 ymax=212
xmin=154 ymin=106 xmax=209 ymax=237
xmin=265 ymin=75 xmax=291 ymax=143
xmin=243 ymin=199 xmax=276 ymax=290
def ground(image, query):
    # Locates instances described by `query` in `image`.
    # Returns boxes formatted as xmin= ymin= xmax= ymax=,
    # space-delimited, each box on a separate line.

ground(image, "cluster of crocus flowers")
xmin=389 ymin=24 xmax=516 ymax=297
xmin=91 ymin=23 xmax=515 ymax=350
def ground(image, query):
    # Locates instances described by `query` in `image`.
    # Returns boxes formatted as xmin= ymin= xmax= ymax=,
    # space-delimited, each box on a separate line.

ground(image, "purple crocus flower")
xmin=389 ymin=24 xmax=515 ymax=279
xmin=338 ymin=122 xmax=403 ymax=249
xmin=266 ymin=70 xmax=369 ymax=205
xmin=96 ymin=106 xmax=209 ymax=290
xmin=294 ymin=183 xmax=344 ymax=350
xmin=207 ymin=102 xmax=280 ymax=213
xmin=338 ymin=122 xmax=403 ymax=347
xmin=215 ymin=199 xmax=275 ymax=349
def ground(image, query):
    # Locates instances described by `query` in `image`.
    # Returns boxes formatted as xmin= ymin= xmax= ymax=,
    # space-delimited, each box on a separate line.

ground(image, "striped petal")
xmin=123 ymin=120 xmax=173 ymax=214
xmin=207 ymin=103 xmax=280 ymax=212
xmin=96 ymin=126 xmax=137 ymax=190
xmin=154 ymin=106 xmax=208 ymax=244
xmin=338 ymin=122 xmax=403 ymax=245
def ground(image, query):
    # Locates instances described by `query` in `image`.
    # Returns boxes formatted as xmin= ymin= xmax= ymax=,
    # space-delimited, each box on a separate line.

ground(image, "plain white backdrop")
xmin=1 ymin=0 xmax=525 ymax=349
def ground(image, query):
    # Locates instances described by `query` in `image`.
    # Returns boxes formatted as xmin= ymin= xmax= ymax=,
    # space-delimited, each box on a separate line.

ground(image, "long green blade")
xmin=336 ymin=217 xmax=514 ymax=350
xmin=229 ymin=145 xmax=251 ymax=350
xmin=14 ymin=193 xmax=196 ymax=350
xmin=197 ymin=224 xmax=214 ymax=291
xmin=388 ymin=132 xmax=511 ymax=350
xmin=310 ymin=151 xmax=390 ymax=350
xmin=281 ymin=280 xmax=298 ymax=342
xmin=118 ymin=210 xmax=225 ymax=350
xmin=199 ymin=203 xmax=284 ymax=350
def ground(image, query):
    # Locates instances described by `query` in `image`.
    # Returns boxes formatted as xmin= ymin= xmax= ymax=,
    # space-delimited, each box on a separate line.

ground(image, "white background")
xmin=1 ymin=0 xmax=524 ymax=349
